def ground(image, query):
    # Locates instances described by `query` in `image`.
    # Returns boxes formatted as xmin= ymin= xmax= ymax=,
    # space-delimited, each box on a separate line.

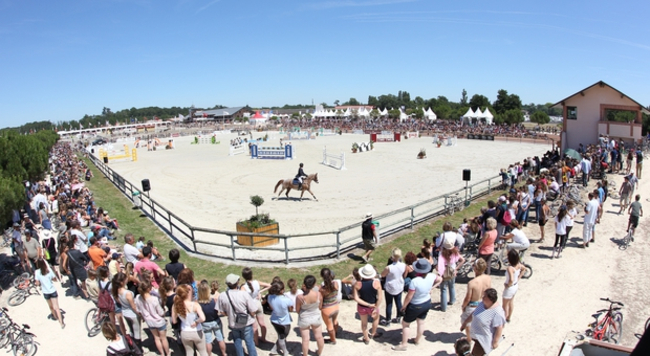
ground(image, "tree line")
xmin=0 ymin=130 xmax=59 ymax=225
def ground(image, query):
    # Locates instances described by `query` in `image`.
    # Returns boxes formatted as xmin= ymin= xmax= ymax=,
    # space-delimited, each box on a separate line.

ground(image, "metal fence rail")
xmin=89 ymin=155 xmax=503 ymax=264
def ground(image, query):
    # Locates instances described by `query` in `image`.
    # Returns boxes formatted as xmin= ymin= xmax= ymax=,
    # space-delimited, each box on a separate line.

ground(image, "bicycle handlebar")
xmin=600 ymin=297 xmax=624 ymax=307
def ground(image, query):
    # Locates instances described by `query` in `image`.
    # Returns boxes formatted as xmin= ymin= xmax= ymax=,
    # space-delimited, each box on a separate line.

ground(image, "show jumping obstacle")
xmin=250 ymin=144 xmax=293 ymax=160
xmin=370 ymin=131 xmax=401 ymax=142
xmin=322 ymin=146 xmax=346 ymax=170
xmin=99 ymin=144 xmax=137 ymax=162
xmin=229 ymin=143 xmax=247 ymax=156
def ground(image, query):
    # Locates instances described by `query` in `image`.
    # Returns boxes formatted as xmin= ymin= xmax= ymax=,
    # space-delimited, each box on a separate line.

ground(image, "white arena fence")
xmin=229 ymin=144 xmax=247 ymax=156
xmin=89 ymin=154 xmax=505 ymax=265
xmin=321 ymin=146 xmax=346 ymax=170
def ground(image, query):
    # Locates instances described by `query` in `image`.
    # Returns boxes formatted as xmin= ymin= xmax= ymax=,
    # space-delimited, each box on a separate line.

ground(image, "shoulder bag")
xmin=226 ymin=291 xmax=249 ymax=327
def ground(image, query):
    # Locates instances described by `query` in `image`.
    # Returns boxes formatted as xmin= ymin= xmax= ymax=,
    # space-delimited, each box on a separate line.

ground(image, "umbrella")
xmin=564 ymin=148 xmax=581 ymax=160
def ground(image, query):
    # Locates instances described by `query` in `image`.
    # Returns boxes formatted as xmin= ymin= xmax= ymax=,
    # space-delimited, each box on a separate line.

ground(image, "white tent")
xmin=423 ymin=107 xmax=437 ymax=121
xmin=481 ymin=107 xmax=494 ymax=124
xmin=380 ymin=108 xmax=388 ymax=116
xmin=399 ymin=108 xmax=409 ymax=121
xmin=474 ymin=108 xmax=483 ymax=119
xmin=462 ymin=108 xmax=475 ymax=118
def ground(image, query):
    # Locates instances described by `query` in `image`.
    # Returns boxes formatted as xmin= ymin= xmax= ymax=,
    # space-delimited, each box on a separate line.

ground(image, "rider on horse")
xmin=295 ymin=163 xmax=308 ymax=190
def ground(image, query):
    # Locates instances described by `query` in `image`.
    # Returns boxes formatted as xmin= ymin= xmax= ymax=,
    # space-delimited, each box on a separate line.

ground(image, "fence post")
xmin=284 ymin=238 xmax=289 ymax=265
xmin=336 ymin=232 xmax=341 ymax=259
xmin=168 ymin=211 xmax=172 ymax=234
xmin=230 ymin=234 xmax=236 ymax=261
xmin=190 ymin=228 xmax=197 ymax=252
xmin=410 ymin=207 xmax=414 ymax=229
xmin=488 ymin=178 xmax=491 ymax=193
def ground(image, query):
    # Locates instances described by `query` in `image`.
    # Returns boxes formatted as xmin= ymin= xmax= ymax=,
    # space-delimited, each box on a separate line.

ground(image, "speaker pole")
xmin=465 ymin=180 xmax=469 ymax=204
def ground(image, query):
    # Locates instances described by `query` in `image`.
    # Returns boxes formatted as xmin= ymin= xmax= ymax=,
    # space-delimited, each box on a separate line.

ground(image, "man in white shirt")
xmin=70 ymin=221 xmax=89 ymax=255
xmin=580 ymin=155 xmax=592 ymax=187
xmin=583 ymin=193 xmax=601 ymax=248
xmin=123 ymin=233 xmax=143 ymax=264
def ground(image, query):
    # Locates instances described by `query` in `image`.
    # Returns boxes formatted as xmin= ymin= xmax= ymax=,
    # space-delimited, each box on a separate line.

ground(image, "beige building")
xmin=553 ymin=81 xmax=649 ymax=150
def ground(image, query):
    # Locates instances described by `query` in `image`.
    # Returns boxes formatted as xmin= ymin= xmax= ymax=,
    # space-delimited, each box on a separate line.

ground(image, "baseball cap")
xmin=226 ymin=274 xmax=240 ymax=285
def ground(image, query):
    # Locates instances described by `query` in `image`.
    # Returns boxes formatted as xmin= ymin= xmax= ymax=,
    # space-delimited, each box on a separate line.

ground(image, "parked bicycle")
xmin=8 ymin=276 xmax=40 ymax=307
xmin=84 ymin=304 xmax=110 ymax=337
xmin=0 ymin=307 xmax=38 ymax=356
xmin=585 ymin=298 xmax=624 ymax=344
xmin=490 ymin=240 xmax=533 ymax=279
xmin=445 ymin=193 xmax=464 ymax=216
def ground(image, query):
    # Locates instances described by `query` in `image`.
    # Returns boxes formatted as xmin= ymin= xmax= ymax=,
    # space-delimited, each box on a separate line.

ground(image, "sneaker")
xmin=361 ymin=256 xmax=368 ymax=263
xmin=379 ymin=319 xmax=390 ymax=327
xmin=391 ymin=317 xmax=401 ymax=324
xmin=392 ymin=345 xmax=407 ymax=351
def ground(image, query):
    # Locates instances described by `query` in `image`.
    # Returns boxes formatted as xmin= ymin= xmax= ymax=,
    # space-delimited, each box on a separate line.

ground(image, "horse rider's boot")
xmin=298 ymin=184 xmax=302 ymax=190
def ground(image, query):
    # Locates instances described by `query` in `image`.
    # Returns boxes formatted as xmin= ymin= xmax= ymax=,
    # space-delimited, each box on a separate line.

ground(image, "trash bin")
xmin=132 ymin=191 xmax=141 ymax=208
xmin=372 ymin=220 xmax=380 ymax=240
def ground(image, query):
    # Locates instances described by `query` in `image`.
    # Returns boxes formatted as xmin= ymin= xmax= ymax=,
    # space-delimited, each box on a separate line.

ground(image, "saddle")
xmin=292 ymin=178 xmax=300 ymax=186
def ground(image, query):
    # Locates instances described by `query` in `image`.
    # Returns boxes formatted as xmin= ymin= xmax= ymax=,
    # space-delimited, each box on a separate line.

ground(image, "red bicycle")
xmin=585 ymin=297 xmax=624 ymax=344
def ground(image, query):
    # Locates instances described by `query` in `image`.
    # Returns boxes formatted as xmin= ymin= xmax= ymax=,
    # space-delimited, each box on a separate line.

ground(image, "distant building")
xmin=192 ymin=106 xmax=249 ymax=121
xmin=552 ymin=81 xmax=649 ymax=150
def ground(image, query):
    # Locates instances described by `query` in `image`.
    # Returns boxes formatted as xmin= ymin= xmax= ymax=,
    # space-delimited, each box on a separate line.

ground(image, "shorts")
xmin=253 ymin=299 xmax=263 ymax=315
xmin=502 ymin=284 xmax=518 ymax=299
xmin=14 ymin=244 xmax=25 ymax=256
xmin=403 ymin=300 xmax=431 ymax=323
xmin=202 ymin=320 xmax=224 ymax=343
xmin=151 ymin=323 xmax=167 ymax=332
xmin=357 ymin=305 xmax=377 ymax=316
xmin=629 ymin=215 xmax=639 ymax=228
xmin=44 ymin=291 xmax=58 ymax=300
xmin=620 ymin=194 xmax=630 ymax=206
xmin=460 ymin=304 xmax=477 ymax=324
xmin=363 ymin=239 xmax=376 ymax=251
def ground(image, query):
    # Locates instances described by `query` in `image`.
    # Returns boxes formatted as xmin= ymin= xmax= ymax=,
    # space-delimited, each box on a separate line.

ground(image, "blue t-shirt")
xmin=35 ymin=269 xmax=56 ymax=295
xmin=268 ymin=294 xmax=293 ymax=325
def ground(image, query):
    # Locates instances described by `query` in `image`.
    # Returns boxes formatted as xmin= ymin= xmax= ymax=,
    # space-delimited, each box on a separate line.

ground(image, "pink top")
xmin=437 ymin=252 xmax=461 ymax=275
xmin=479 ymin=230 xmax=497 ymax=255
xmin=135 ymin=259 xmax=161 ymax=288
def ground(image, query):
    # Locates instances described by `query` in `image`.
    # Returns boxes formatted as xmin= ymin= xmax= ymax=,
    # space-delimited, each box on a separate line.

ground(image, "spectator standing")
xmin=460 ymin=259 xmax=491 ymax=344
xmin=296 ymin=275 xmax=324 ymax=356
xmin=319 ymin=268 xmax=340 ymax=344
xmin=34 ymin=259 xmax=65 ymax=329
xmin=618 ymin=176 xmax=633 ymax=214
xmin=628 ymin=194 xmax=644 ymax=240
xmin=353 ymin=264 xmax=383 ymax=343
xmin=23 ymin=230 xmax=41 ymax=274
xmin=172 ymin=284 xmax=208 ymax=356
xmin=552 ymin=206 xmax=571 ymax=259
xmin=393 ymin=258 xmax=434 ymax=351
xmin=502 ymin=250 xmax=526 ymax=323
xmin=135 ymin=246 xmax=166 ymax=289
xmin=217 ymin=274 xmax=258 ymax=356
xmin=135 ymin=280 xmax=170 ymax=356
xmin=198 ymin=280 xmax=227 ymax=356
xmin=439 ymin=238 xmax=465 ymax=312
xmin=636 ymin=147 xmax=643 ymax=179
xmin=360 ymin=213 xmax=378 ymax=262
xmin=164 ymin=248 xmax=186 ymax=281
xmin=268 ymin=281 xmax=293 ymax=356
xmin=477 ymin=218 xmax=497 ymax=276
xmin=460 ymin=288 xmax=506 ymax=356
xmin=583 ymin=193 xmax=601 ymax=248
xmin=380 ymin=248 xmax=406 ymax=326
xmin=241 ymin=267 xmax=270 ymax=345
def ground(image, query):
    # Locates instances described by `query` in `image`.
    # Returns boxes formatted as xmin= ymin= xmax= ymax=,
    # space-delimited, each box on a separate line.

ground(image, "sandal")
xmin=363 ymin=338 xmax=370 ymax=345
xmin=392 ymin=345 xmax=408 ymax=351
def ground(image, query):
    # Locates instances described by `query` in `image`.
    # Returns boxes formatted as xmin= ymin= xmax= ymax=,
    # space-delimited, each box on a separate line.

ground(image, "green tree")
xmin=460 ymin=89 xmax=468 ymax=106
xmin=367 ymin=96 xmax=378 ymax=107
xmin=469 ymin=94 xmax=491 ymax=111
xmin=388 ymin=109 xmax=401 ymax=119
xmin=343 ymin=98 xmax=360 ymax=106
xmin=434 ymin=104 xmax=452 ymax=120
xmin=369 ymin=108 xmax=380 ymax=119
xmin=500 ymin=109 xmax=525 ymax=124
xmin=493 ymin=89 xmax=522 ymax=114
xmin=530 ymin=111 xmax=550 ymax=124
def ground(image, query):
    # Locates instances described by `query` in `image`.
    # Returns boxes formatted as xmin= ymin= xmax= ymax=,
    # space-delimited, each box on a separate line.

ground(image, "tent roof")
xmin=462 ymin=108 xmax=475 ymax=118
xmin=482 ymin=108 xmax=494 ymax=119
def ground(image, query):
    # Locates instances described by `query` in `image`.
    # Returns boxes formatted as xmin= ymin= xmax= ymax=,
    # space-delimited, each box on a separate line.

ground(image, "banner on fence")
xmin=466 ymin=134 xmax=494 ymax=141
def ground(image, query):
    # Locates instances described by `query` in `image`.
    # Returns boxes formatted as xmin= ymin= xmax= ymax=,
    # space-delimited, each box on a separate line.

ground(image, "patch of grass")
xmin=83 ymin=157 xmax=505 ymax=284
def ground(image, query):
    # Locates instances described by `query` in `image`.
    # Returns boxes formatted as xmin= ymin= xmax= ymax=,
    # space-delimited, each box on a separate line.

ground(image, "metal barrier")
xmin=322 ymin=146 xmax=346 ymax=170
xmin=88 ymin=154 xmax=503 ymax=265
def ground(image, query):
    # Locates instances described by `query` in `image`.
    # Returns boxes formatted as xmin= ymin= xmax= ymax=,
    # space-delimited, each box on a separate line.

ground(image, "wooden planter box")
xmin=236 ymin=222 xmax=280 ymax=247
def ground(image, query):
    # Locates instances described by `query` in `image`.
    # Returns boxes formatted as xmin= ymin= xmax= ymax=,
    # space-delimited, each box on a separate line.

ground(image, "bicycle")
xmin=585 ymin=298 xmax=624 ymax=344
xmin=620 ymin=227 xmax=634 ymax=250
xmin=490 ymin=240 xmax=533 ymax=279
xmin=0 ymin=307 xmax=37 ymax=356
xmin=84 ymin=305 xmax=110 ymax=337
xmin=7 ymin=276 xmax=40 ymax=307
xmin=445 ymin=194 xmax=464 ymax=216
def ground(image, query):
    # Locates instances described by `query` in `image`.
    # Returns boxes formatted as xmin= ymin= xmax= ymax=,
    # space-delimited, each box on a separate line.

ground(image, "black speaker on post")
xmin=463 ymin=169 xmax=471 ymax=181
xmin=142 ymin=179 xmax=151 ymax=192
xmin=103 ymin=156 xmax=108 ymax=164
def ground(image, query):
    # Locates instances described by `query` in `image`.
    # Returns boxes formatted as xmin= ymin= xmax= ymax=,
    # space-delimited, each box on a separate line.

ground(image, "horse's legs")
xmin=285 ymin=188 xmax=291 ymax=199
xmin=308 ymin=189 xmax=317 ymax=201
xmin=299 ymin=189 xmax=305 ymax=201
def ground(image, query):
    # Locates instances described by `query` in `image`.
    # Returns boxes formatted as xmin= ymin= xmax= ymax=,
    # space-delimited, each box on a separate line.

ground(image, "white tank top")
xmin=505 ymin=267 xmax=521 ymax=287
xmin=243 ymin=280 xmax=261 ymax=300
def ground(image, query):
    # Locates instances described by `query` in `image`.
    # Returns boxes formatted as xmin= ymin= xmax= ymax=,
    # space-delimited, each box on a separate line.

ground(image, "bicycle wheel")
xmin=522 ymin=264 xmax=533 ymax=279
xmin=645 ymin=317 xmax=650 ymax=331
xmin=491 ymin=257 xmax=501 ymax=271
xmin=0 ymin=328 xmax=10 ymax=349
xmin=12 ymin=334 xmax=34 ymax=356
xmin=8 ymin=291 xmax=26 ymax=307
xmin=12 ymin=273 xmax=30 ymax=289
xmin=85 ymin=308 xmax=103 ymax=337
xmin=605 ymin=312 xmax=623 ymax=344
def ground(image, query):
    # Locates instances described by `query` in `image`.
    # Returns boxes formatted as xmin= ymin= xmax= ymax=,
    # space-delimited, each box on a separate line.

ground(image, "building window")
xmin=567 ymin=106 xmax=577 ymax=120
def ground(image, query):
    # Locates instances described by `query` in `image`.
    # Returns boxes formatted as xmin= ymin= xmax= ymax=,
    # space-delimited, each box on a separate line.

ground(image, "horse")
xmin=273 ymin=173 xmax=319 ymax=201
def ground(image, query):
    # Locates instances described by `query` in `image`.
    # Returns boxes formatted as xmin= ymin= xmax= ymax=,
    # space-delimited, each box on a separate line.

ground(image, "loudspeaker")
xmin=103 ymin=157 xmax=108 ymax=164
xmin=91 ymin=148 xmax=95 ymax=154
xmin=463 ymin=169 xmax=471 ymax=181
xmin=142 ymin=179 xmax=151 ymax=192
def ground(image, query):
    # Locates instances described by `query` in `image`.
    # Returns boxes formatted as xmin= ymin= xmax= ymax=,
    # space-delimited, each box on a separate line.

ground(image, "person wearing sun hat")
xmin=217 ymin=273 xmax=258 ymax=356
xmin=360 ymin=212 xmax=378 ymax=262
xmin=393 ymin=258 xmax=436 ymax=351
xmin=353 ymin=264 xmax=383 ymax=344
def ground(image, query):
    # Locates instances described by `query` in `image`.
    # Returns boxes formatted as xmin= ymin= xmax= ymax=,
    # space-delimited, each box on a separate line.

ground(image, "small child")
xmin=108 ymin=253 xmax=122 ymax=277
xmin=86 ymin=269 xmax=99 ymax=304
xmin=454 ymin=338 xmax=471 ymax=356
xmin=283 ymin=278 xmax=303 ymax=312
xmin=147 ymin=241 xmax=165 ymax=261
xmin=136 ymin=236 xmax=145 ymax=250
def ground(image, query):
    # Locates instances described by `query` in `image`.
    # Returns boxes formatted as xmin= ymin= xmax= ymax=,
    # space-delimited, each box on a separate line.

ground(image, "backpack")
xmin=98 ymin=282 xmax=115 ymax=313
xmin=106 ymin=334 xmax=142 ymax=356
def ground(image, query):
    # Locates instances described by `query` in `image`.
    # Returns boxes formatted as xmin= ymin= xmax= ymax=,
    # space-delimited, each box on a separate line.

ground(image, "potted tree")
xmin=417 ymin=148 xmax=426 ymax=159
xmin=352 ymin=142 xmax=359 ymax=153
xmin=236 ymin=195 xmax=279 ymax=246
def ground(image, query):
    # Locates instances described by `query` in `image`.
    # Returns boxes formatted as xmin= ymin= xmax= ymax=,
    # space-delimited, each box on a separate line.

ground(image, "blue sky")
xmin=1 ymin=0 xmax=649 ymax=127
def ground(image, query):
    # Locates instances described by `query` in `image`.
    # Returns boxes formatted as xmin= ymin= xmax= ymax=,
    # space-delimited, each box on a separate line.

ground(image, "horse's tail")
xmin=274 ymin=180 xmax=283 ymax=193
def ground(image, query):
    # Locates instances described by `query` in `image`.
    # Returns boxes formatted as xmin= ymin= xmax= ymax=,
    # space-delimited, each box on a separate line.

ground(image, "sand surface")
xmin=1 ymin=134 xmax=648 ymax=355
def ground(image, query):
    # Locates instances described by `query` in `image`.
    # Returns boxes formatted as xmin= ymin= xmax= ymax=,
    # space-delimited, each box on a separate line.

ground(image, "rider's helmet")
xmin=299 ymin=163 xmax=304 ymax=167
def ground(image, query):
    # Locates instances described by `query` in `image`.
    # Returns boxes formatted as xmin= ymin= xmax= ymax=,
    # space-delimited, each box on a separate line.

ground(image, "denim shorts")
xmin=202 ymin=320 xmax=224 ymax=343
xmin=44 ymin=291 xmax=58 ymax=300
xmin=403 ymin=300 xmax=431 ymax=323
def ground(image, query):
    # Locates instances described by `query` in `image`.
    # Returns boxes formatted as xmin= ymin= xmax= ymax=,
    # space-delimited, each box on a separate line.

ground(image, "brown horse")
xmin=273 ymin=173 xmax=319 ymax=201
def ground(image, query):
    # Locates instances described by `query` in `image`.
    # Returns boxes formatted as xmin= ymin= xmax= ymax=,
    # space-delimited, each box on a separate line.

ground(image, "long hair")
xmin=158 ymin=276 xmax=175 ymax=307
xmin=198 ymin=280 xmax=211 ymax=304
xmin=37 ymin=259 xmax=48 ymax=276
xmin=138 ymin=279 xmax=152 ymax=297
xmin=303 ymin=275 xmax=316 ymax=291
xmin=268 ymin=281 xmax=285 ymax=296
xmin=320 ymin=268 xmax=334 ymax=294
xmin=442 ymin=246 xmax=459 ymax=260
xmin=173 ymin=284 xmax=191 ymax=317
xmin=125 ymin=262 xmax=134 ymax=277
xmin=112 ymin=272 xmax=127 ymax=300
xmin=177 ymin=268 xmax=194 ymax=286
xmin=557 ymin=206 xmax=567 ymax=221
xmin=242 ymin=267 xmax=254 ymax=295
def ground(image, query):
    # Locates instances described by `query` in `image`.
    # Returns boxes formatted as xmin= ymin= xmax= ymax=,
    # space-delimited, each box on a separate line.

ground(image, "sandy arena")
xmin=1 ymin=133 xmax=648 ymax=356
